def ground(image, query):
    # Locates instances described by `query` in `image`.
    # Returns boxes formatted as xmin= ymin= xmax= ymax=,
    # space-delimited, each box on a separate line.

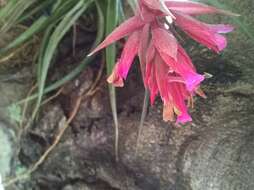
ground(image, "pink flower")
xmin=89 ymin=0 xmax=235 ymax=124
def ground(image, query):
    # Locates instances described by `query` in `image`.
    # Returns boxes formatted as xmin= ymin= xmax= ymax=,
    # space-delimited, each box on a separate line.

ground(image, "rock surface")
xmin=0 ymin=64 xmax=33 ymax=183
xmin=1 ymin=0 xmax=254 ymax=190
xmin=0 ymin=121 xmax=15 ymax=178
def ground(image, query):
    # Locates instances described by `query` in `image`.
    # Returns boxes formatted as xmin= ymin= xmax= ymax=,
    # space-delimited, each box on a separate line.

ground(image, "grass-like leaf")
xmin=15 ymin=0 xmax=105 ymax=106
xmin=32 ymin=0 xmax=94 ymax=119
xmin=17 ymin=0 xmax=54 ymax=23
xmin=0 ymin=15 xmax=49 ymax=54
xmin=135 ymin=89 xmax=150 ymax=155
xmin=127 ymin=0 xmax=138 ymax=13
xmin=0 ymin=0 xmax=84 ymax=54
xmin=105 ymin=0 xmax=120 ymax=161
xmin=0 ymin=0 xmax=36 ymax=34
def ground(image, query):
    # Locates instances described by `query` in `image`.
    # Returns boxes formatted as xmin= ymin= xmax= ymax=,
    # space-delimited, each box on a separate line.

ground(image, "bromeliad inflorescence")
xmin=89 ymin=0 xmax=236 ymax=124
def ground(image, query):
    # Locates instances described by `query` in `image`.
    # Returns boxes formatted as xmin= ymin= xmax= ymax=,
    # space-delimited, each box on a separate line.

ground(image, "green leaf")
xmin=127 ymin=0 xmax=138 ymax=13
xmin=17 ymin=0 xmax=54 ymax=23
xmin=135 ymin=89 xmax=149 ymax=155
xmin=118 ymin=0 xmax=126 ymax=23
xmin=0 ymin=0 xmax=82 ymax=54
xmin=32 ymin=0 xmax=93 ymax=119
xmin=0 ymin=15 xmax=48 ymax=54
xmin=14 ymin=0 xmax=105 ymax=106
xmin=105 ymin=0 xmax=120 ymax=161
xmin=0 ymin=0 xmax=37 ymax=34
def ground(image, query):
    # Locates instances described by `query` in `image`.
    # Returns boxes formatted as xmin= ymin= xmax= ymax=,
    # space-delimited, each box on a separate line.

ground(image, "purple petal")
xmin=209 ymin=24 xmax=234 ymax=34
xmin=176 ymin=112 xmax=192 ymax=124
xmin=185 ymin=73 xmax=205 ymax=92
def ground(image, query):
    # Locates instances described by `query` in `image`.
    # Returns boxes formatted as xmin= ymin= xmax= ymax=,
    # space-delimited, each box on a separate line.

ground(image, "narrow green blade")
xmin=32 ymin=0 xmax=93 ymax=119
xmin=105 ymin=0 xmax=120 ymax=161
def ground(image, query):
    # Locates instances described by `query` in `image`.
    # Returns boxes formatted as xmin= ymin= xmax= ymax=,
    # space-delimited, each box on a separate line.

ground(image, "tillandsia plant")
xmin=89 ymin=0 xmax=237 ymax=124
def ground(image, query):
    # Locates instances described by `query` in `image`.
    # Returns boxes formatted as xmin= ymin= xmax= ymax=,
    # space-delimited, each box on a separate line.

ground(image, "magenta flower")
xmin=89 ymin=0 xmax=235 ymax=123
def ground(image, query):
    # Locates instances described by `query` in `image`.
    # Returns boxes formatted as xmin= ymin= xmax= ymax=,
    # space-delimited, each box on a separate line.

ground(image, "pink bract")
xmin=89 ymin=0 xmax=235 ymax=124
